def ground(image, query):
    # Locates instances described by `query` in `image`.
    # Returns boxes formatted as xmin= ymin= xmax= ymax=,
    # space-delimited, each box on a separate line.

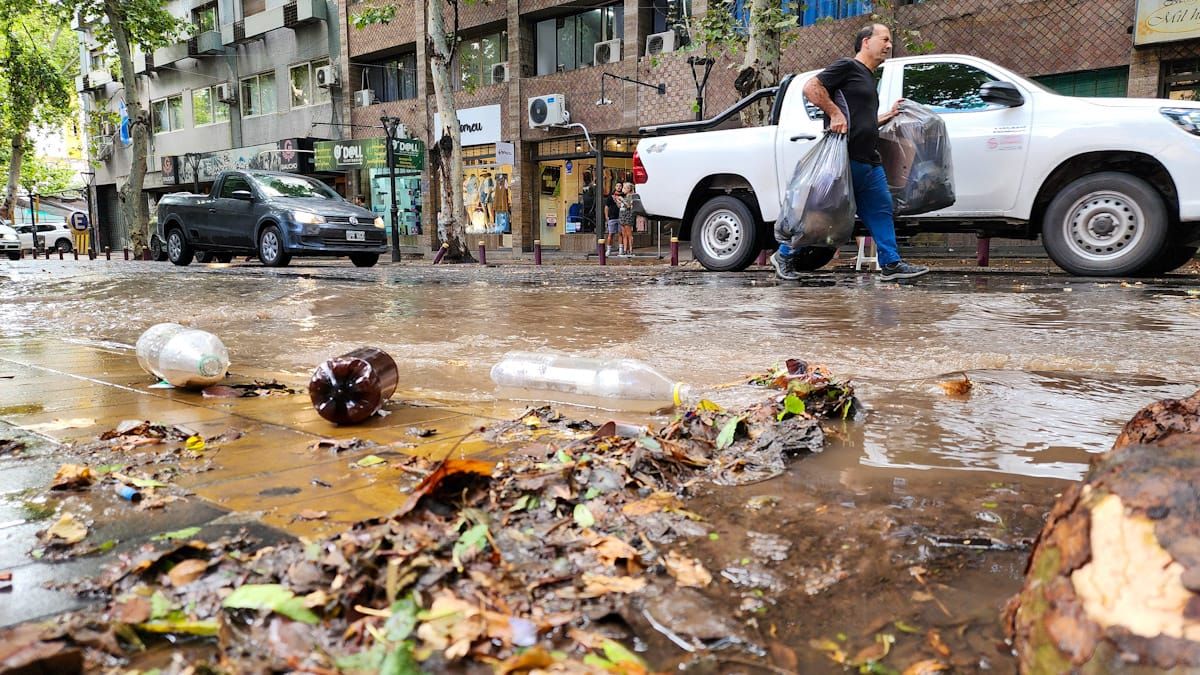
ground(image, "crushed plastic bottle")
xmin=308 ymin=347 xmax=399 ymax=425
xmin=135 ymin=323 xmax=230 ymax=388
xmin=489 ymin=351 xmax=690 ymax=413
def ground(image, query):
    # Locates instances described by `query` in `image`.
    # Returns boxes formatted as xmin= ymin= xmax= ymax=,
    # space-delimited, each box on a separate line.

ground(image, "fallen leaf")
xmin=151 ymin=526 xmax=201 ymax=542
xmin=185 ymin=436 xmax=206 ymax=453
xmin=44 ymin=513 xmax=87 ymax=545
xmin=622 ymin=491 xmax=683 ymax=516
xmin=167 ymin=559 xmax=208 ymax=587
xmin=809 ymin=638 xmax=847 ymax=664
xmin=309 ymin=437 xmax=367 ymax=452
xmin=580 ymin=573 xmax=646 ymax=597
xmin=664 ymin=550 xmax=712 ymax=588
xmin=112 ymin=596 xmax=151 ymax=624
xmin=415 ymin=591 xmax=485 ymax=660
xmin=355 ymin=455 xmax=387 ymax=468
xmin=135 ymin=619 xmax=219 ymax=636
xmin=394 ymin=459 xmax=494 ymax=519
xmin=591 ymin=536 xmax=638 ymax=566
xmin=297 ymin=510 xmax=328 ymax=521
xmin=496 ymin=646 xmax=555 ymax=674
xmin=22 ymin=418 xmax=96 ymax=433
xmin=937 ymin=373 xmax=972 ymax=398
xmin=222 ymin=584 xmax=319 ymax=624
xmin=926 ymin=629 xmax=950 ymax=657
xmin=128 ymin=477 xmax=168 ymax=489
xmin=903 ymin=659 xmax=949 ymax=675
xmin=50 ymin=464 xmax=94 ymax=490
xmin=573 ymin=503 xmax=596 ymax=529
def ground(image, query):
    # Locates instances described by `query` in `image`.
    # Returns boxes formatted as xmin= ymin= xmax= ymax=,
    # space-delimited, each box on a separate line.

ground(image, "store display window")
xmin=534 ymin=136 xmax=637 ymax=247
xmin=460 ymin=145 xmax=513 ymax=235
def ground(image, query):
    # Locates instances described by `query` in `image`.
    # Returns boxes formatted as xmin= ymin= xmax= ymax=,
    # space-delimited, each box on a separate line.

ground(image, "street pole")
xmin=382 ymin=116 xmax=401 ymax=263
xmin=185 ymin=153 xmax=201 ymax=194
xmin=80 ymin=171 xmax=96 ymax=257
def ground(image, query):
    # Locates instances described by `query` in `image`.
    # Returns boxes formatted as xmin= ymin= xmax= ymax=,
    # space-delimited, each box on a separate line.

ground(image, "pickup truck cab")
xmin=635 ymin=54 xmax=1200 ymax=276
xmin=156 ymin=170 xmax=388 ymax=267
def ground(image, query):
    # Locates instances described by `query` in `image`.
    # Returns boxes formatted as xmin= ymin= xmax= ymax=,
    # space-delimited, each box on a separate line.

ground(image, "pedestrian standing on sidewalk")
xmin=605 ymin=185 xmax=621 ymax=255
xmin=772 ymin=23 xmax=929 ymax=282
xmin=618 ymin=182 xmax=637 ymax=257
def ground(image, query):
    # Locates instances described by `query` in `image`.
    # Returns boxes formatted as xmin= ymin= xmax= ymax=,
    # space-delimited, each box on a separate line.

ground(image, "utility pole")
xmin=381 ymin=116 xmax=403 ymax=263
xmin=80 ymin=171 xmax=97 ymax=256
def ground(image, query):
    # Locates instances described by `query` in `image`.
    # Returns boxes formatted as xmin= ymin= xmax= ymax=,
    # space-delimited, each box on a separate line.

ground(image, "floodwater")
xmin=2 ymin=260 xmax=1199 ymax=670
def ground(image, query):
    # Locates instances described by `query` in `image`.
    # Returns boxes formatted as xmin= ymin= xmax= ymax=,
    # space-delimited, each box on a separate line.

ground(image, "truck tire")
xmin=6 ymin=252 xmax=18 ymax=261
xmin=349 ymin=253 xmax=379 ymax=267
xmin=258 ymin=225 xmax=291 ymax=267
xmin=792 ymin=246 xmax=837 ymax=271
xmin=691 ymin=195 xmax=760 ymax=272
xmin=166 ymin=227 xmax=193 ymax=266
xmin=1042 ymin=172 xmax=1168 ymax=277
xmin=195 ymin=251 xmax=214 ymax=263
xmin=149 ymin=236 xmax=169 ymax=261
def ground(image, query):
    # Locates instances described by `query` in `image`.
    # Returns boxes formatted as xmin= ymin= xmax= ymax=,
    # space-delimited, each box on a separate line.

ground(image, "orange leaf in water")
xmin=167 ymin=559 xmax=208 ymax=587
xmin=591 ymin=536 xmax=638 ymax=566
xmin=580 ymin=573 xmax=646 ymax=597
xmin=937 ymin=373 xmax=973 ymax=398
xmin=903 ymin=659 xmax=949 ymax=675
xmin=664 ymin=550 xmax=712 ymax=588
xmin=926 ymin=629 xmax=951 ymax=657
xmin=395 ymin=459 xmax=494 ymax=518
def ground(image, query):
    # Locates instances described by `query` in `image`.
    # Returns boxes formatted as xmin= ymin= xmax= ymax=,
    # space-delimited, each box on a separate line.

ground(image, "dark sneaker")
xmin=770 ymin=250 xmax=802 ymax=280
xmin=880 ymin=260 xmax=930 ymax=281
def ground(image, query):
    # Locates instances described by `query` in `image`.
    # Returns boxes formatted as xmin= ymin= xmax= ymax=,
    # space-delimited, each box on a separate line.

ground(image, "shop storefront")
xmin=534 ymin=135 xmax=638 ymax=249
xmin=313 ymin=137 xmax=426 ymax=237
xmin=163 ymin=138 xmax=313 ymax=190
xmin=433 ymin=105 xmax=515 ymax=242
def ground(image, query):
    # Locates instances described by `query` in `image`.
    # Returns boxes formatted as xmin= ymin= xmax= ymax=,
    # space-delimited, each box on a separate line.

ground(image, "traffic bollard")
xmin=58 ymin=249 xmax=64 ymax=260
xmin=88 ymin=250 xmax=95 ymax=260
xmin=73 ymin=249 xmax=78 ymax=260
xmin=977 ymin=236 xmax=990 ymax=267
xmin=756 ymin=250 xmax=768 ymax=267
xmin=44 ymin=248 xmax=51 ymax=260
xmin=432 ymin=242 xmax=449 ymax=265
xmin=478 ymin=241 xmax=486 ymax=265
xmin=123 ymin=247 xmax=130 ymax=260
xmin=597 ymin=238 xmax=607 ymax=266
xmin=534 ymin=240 xmax=542 ymax=266
xmin=670 ymin=237 xmax=679 ymax=266
xmin=104 ymin=246 xmax=111 ymax=260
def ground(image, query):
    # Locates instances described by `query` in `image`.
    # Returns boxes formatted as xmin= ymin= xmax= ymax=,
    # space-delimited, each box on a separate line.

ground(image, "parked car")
xmin=635 ymin=53 xmax=1200 ymax=276
xmin=15 ymin=222 xmax=74 ymax=253
xmin=1 ymin=222 xmax=19 ymax=260
xmin=156 ymin=171 xmax=388 ymax=267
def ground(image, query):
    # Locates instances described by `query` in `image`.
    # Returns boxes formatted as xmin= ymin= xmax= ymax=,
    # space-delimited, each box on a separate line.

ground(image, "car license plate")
xmin=346 ymin=230 xmax=365 ymax=241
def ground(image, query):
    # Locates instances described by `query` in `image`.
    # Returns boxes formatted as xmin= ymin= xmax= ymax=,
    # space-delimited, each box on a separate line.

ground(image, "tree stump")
xmin=1006 ymin=391 xmax=1200 ymax=672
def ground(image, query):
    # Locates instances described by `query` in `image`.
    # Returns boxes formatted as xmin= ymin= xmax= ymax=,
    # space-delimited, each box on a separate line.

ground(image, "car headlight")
xmin=374 ymin=216 xmax=385 ymax=229
xmin=1161 ymin=107 xmax=1200 ymax=136
xmin=293 ymin=210 xmax=326 ymax=225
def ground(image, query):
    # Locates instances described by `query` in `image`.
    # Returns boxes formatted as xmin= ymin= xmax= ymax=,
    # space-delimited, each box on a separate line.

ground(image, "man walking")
xmin=772 ymin=23 xmax=929 ymax=282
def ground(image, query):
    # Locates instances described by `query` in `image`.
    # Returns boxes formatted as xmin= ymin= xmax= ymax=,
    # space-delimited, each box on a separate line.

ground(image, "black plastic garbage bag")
xmin=878 ymin=101 xmax=955 ymax=216
xmin=774 ymin=133 xmax=856 ymax=250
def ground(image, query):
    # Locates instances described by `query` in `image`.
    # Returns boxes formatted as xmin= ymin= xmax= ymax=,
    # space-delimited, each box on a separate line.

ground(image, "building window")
xmin=289 ymin=59 xmax=332 ymax=108
xmin=1033 ymin=67 xmax=1128 ymax=98
xmin=536 ymin=7 xmax=622 ymax=76
xmin=193 ymin=3 xmax=217 ymax=32
xmin=191 ymin=86 xmax=230 ymax=126
xmin=241 ymin=71 xmax=277 ymax=117
xmin=457 ymin=31 xmax=508 ymax=90
xmin=650 ymin=0 xmax=691 ymax=34
xmin=242 ymin=0 xmax=265 ymax=17
xmin=361 ymin=53 xmax=418 ymax=103
xmin=151 ymin=94 xmax=184 ymax=133
xmin=1162 ymin=57 xmax=1200 ymax=101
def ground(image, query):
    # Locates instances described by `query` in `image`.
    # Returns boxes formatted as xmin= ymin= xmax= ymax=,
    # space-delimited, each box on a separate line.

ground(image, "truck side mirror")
xmin=230 ymin=189 xmax=254 ymax=201
xmin=979 ymin=81 xmax=1024 ymax=108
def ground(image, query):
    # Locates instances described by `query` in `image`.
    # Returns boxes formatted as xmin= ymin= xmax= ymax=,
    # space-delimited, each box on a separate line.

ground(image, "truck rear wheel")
xmin=691 ymin=195 xmax=760 ymax=272
xmin=167 ymin=228 xmax=193 ymax=266
xmin=792 ymin=246 xmax=837 ymax=271
xmin=1042 ymin=172 xmax=1168 ymax=276
xmin=149 ymin=235 xmax=169 ymax=261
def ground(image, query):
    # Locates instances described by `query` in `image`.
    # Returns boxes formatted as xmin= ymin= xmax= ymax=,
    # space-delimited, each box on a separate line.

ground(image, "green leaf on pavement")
xmin=601 ymin=639 xmax=644 ymax=666
xmin=555 ymin=449 xmax=573 ymax=463
xmin=222 ymin=583 xmax=319 ymax=624
xmin=780 ymin=393 xmax=806 ymax=420
xmin=150 ymin=591 xmax=173 ymax=620
xmin=151 ymin=526 xmax=201 ymax=541
xmin=716 ymin=416 xmax=742 ymax=449
xmin=274 ymin=596 xmax=320 ymax=624
xmin=356 ymin=455 xmax=387 ymax=467
xmin=379 ymin=641 xmax=423 ymax=675
xmin=573 ymin=503 xmax=595 ymax=529
xmin=385 ymin=595 xmax=420 ymax=642
xmin=452 ymin=523 xmax=489 ymax=571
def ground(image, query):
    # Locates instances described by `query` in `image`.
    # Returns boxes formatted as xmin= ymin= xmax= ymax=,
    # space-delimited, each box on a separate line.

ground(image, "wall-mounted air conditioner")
xmin=645 ymin=30 xmax=677 ymax=56
xmin=94 ymin=137 xmax=114 ymax=161
xmin=215 ymin=82 xmax=237 ymax=104
xmin=315 ymin=64 xmax=339 ymax=88
xmin=528 ymin=94 xmax=568 ymax=128
xmin=492 ymin=62 xmax=509 ymax=83
xmin=593 ymin=39 xmax=621 ymax=66
xmin=354 ymin=89 xmax=376 ymax=107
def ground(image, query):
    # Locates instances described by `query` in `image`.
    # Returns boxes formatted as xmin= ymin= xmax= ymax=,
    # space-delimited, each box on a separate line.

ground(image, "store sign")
xmin=496 ymin=141 xmax=515 ymax=167
xmin=1135 ymin=0 xmax=1200 ymax=46
xmin=314 ymin=138 xmax=425 ymax=172
xmin=433 ymin=105 xmax=502 ymax=147
xmin=166 ymin=139 xmax=308 ymax=185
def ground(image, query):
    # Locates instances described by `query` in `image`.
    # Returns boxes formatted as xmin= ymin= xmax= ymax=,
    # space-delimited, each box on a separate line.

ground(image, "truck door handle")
xmin=208 ymin=208 xmax=216 ymax=213
xmin=790 ymin=134 xmax=817 ymax=141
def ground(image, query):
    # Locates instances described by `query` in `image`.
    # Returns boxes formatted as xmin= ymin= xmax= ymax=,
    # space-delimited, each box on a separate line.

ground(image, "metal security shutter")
xmin=1034 ymin=67 xmax=1129 ymax=98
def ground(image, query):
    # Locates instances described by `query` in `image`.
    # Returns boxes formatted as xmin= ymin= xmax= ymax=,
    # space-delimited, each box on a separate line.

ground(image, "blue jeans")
xmin=780 ymin=161 xmax=900 ymax=266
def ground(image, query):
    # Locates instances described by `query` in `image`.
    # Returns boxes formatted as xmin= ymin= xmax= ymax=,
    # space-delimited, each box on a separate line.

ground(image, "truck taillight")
xmin=632 ymin=150 xmax=648 ymax=184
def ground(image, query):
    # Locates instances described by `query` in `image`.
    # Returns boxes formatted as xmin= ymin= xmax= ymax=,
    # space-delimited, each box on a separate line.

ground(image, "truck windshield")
xmin=252 ymin=174 xmax=339 ymax=200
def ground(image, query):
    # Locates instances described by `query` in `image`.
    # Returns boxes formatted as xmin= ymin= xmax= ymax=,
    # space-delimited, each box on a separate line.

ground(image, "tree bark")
xmin=103 ymin=0 xmax=149 ymax=254
xmin=426 ymin=0 xmax=472 ymax=261
xmin=2 ymin=134 xmax=24 ymax=221
xmin=735 ymin=0 xmax=779 ymax=128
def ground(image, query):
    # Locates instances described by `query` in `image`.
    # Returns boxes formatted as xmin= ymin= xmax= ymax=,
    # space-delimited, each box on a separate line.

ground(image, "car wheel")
xmin=149 ymin=236 xmax=169 ymax=262
xmin=1042 ymin=172 xmax=1168 ymax=277
xmin=6 ymin=252 xmax=18 ymax=261
xmin=214 ymin=253 xmax=233 ymax=263
xmin=167 ymin=228 xmax=193 ymax=266
xmin=258 ymin=225 xmax=291 ymax=267
xmin=690 ymin=195 xmax=761 ymax=272
xmin=195 ymin=251 xmax=214 ymax=263
xmin=349 ymin=253 xmax=379 ymax=267
xmin=791 ymin=246 xmax=837 ymax=271
xmin=55 ymin=238 xmax=72 ymax=253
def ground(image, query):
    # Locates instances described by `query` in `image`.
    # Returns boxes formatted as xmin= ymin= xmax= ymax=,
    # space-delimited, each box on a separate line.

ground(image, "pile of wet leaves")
xmin=4 ymin=362 xmax=865 ymax=673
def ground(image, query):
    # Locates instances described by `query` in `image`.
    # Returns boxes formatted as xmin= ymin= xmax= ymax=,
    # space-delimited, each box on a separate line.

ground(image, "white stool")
xmin=855 ymin=236 xmax=880 ymax=271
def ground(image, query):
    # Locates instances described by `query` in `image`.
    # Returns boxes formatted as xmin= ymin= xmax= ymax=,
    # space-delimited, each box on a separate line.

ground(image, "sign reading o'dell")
xmin=314 ymin=138 xmax=425 ymax=172
xmin=1135 ymin=0 xmax=1200 ymax=46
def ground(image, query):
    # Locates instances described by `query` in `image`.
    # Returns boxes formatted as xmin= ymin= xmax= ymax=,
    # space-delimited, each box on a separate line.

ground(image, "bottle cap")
xmin=673 ymin=382 xmax=687 ymax=407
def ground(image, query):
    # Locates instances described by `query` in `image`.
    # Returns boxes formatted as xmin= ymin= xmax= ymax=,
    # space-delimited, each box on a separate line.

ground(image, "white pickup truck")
xmin=633 ymin=54 xmax=1200 ymax=276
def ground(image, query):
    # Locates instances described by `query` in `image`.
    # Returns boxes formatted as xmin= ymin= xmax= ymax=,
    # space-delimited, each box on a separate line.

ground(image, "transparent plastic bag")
xmin=774 ymin=133 xmax=857 ymax=250
xmin=878 ymin=101 xmax=955 ymax=216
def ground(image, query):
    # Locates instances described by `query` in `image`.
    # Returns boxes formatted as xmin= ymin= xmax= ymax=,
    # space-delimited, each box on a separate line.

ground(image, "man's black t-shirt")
xmin=816 ymin=57 xmax=881 ymax=165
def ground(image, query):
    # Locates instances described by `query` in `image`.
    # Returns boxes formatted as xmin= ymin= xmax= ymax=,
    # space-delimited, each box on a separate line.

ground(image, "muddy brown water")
xmin=2 ymin=261 xmax=1199 ymax=670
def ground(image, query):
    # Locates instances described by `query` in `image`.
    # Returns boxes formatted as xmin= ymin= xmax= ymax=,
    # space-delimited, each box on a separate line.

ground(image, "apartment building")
xmin=339 ymin=0 xmax=1199 ymax=255
xmin=75 ymin=0 xmax=345 ymax=249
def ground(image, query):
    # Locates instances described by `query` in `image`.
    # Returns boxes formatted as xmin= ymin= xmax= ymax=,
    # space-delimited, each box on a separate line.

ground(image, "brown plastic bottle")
xmin=308 ymin=347 xmax=399 ymax=425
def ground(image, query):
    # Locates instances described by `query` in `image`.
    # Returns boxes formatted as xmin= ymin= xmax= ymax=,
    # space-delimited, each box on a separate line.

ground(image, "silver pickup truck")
xmin=155 ymin=170 xmax=388 ymax=267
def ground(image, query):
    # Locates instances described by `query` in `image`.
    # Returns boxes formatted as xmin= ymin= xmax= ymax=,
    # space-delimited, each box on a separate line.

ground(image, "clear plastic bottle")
xmin=308 ymin=347 xmax=399 ymax=425
xmin=135 ymin=323 xmax=230 ymax=388
xmin=489 ymin=351 xmax=690 ymax=413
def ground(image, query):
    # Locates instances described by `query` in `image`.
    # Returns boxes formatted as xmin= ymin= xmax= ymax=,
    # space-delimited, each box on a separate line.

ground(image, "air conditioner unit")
xmin=315 ymin=64 xmax=339 ymax=89
xmin=354 ymin=89 xmax=376 ymax=107
xmin=94 ymin=137 xmax=114 ymax=161
xmin=491 ymin=62 xmax=509 ymax=83
xmin=215 ymin=82 xmax=237 ymax=104
xmin=87 ymin=69 xmax=114 ymax=89
xmin=593 ymin=39 xmax=621 ymax=66
xmin=645 ymin=30 xmax=677 ymax=56
xmin=528 ymin=94 xmax=568 ymax=128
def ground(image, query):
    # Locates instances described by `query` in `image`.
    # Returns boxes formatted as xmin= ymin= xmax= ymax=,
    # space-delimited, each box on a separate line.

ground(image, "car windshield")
xmin=252 ymin=174 xmax=339 ymax=200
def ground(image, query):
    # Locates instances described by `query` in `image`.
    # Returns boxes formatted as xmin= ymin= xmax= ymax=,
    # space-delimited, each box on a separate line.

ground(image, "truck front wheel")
xmin=167 ymin=228 xmax=193 ymax=266
xmin=691 ymin=195 xmax=761 ymax=272
xmin=258 ymin=225 xmax=292 ymax=267
xmin=1042 ymin=172 xmax=1168 ymax=276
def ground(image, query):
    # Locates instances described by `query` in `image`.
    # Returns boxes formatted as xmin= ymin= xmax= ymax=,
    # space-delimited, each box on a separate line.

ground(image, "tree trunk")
xmin=1 ymin=134 xmax=23 ymax=221
xmin=735 ymin=0 xmax=779 ymax=128
xmin=103 ymin=0 xmax=149 ymax=255
xmin=426 ymin=1 xmax=472 ymax=261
